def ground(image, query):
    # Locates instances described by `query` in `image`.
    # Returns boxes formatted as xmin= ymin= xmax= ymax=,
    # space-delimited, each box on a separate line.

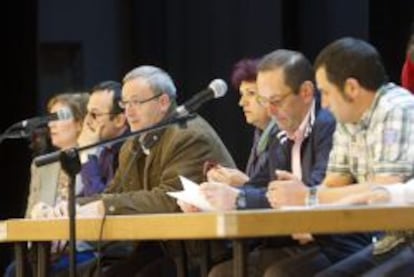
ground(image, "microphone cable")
xmin=95 ymin=138 xmax=140 ymax=275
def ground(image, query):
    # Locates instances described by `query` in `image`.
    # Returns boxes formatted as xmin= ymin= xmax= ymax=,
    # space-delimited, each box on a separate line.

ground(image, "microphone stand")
xmin=34 ymin=113 xmax=197 ymax=277
xmin=59 ymin=148 xmax=81 ymax=277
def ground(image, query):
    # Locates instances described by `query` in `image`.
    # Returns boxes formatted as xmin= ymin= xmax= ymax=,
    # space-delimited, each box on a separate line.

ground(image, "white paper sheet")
xmin=167 ymin=176 xmax=215 ymax=211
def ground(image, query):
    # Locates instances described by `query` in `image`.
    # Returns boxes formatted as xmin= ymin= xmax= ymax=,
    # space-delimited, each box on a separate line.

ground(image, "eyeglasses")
xmin=256 ymin=92 xmax=291 ymax=108
xmin=118 ymin=93 xmax=163 ymax=109
xmin=87 ymin=111 xmax=114 ymax=120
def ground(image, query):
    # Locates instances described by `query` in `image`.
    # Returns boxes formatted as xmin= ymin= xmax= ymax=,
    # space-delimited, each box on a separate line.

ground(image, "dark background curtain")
xmin=1 ymin=0 xmax=413 ymax=272
xmin=1 ymin=1 xmax=37 ymax=270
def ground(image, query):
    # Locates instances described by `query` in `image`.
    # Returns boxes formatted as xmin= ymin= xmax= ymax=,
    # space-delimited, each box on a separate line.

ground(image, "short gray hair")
xmin=123 ymin=65 xmax=177 ymax=99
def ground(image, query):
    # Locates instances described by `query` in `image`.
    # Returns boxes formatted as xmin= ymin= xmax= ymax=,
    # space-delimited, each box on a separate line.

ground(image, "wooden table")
xmin=2 ymin=204 xmax=414 ymax=276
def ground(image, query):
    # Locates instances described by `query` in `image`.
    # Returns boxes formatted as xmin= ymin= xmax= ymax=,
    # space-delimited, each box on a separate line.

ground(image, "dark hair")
xmin=258 ymin=49 xmax=314 ymax=94
xmin=314 ymin=37 xmax=388 ymax=91
xmin=91 ymin=80 xmax=123 ymax=114
xmin=231 ymin=58 xmax=260 ymax=89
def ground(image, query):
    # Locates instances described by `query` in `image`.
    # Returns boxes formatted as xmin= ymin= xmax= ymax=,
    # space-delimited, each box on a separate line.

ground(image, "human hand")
xmin=77 ymin=200 xmax=105 ymax=217
xmin=292 ymin=233 xmax=314 ymax=245
xmin=177 ymin=199 xmax=201 ymax=213
xmin=206 ymin=165 xmax=249 ymax=187
xmin=200 ymin=182 xmax=240 ymax=211
xmin=77 ymin=119 xmax=103 ymax=147
xmin=51 ymin=200 xmax=104 ymax=218
xmin=266 ymin=170 xmax=308 ymax=208
xmin=77 ymin=119 xmax=104 ymax=162
xmin=53 ymin=200 xmax=70 ymax=217
xmin=30 ymin=202 xmax=55 ymax=219
xmin=335 ymin=189 xmax=390 ymax=206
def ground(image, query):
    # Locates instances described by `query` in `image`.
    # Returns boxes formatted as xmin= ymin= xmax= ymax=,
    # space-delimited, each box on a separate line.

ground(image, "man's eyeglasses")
xmin=87 ymin=111 xmax=115 ymax=120
xmin=256 ymin=92 xmax=291 ymax=108
xmin=118 ymin=93 xmax=163 ymax=109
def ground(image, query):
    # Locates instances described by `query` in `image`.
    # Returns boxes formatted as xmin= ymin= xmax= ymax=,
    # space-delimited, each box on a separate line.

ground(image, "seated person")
xmin=207 ymin=57 xmax=276 ymax=186
xmin=274 ymin=37 xmax=414 ymax=277
xmin=77 ymin=81 xmax=129 ymax=197
xmin=5 ymin=92 xmax=90 ymax=277
xmin=181 ymin=49 xmax=371 ymax=277
xmin=60 ymin=65 xmax=236 ymax=277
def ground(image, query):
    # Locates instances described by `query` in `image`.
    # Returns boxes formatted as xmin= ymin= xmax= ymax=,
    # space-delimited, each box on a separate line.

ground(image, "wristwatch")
xmin=306 ymin=186 xmax=319 ymax=206
xmin=235 ymin=189 xmax=247 ymax=209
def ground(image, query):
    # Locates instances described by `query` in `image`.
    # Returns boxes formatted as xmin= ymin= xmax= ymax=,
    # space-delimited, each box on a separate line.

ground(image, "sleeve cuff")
xmin=243 ymin=187 xmax=271 ymax=209
xmin=101 ymin=194 xmax=117 ymax=215
xmin=374 ymin=184 xmax=405 ymax=204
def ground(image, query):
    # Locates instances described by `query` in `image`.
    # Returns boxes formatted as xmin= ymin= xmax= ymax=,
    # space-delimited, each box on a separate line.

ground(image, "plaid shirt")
xmin=327 ymin=83 xmax=414 ymax=183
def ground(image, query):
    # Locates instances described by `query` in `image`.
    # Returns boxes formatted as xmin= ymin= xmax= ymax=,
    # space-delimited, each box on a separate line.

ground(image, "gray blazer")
xmin=25 ymin=161 xmax=60 ymax=217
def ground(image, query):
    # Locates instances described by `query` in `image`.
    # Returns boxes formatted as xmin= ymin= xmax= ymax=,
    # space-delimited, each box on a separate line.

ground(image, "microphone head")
xmin=208 ymin=79 xmax=227 ymax=98
xmin=56 ymin=106 xmax=74 ymax=121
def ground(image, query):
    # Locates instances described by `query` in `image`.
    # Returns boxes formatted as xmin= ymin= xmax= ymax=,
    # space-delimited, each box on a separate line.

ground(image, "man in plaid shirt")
xmin=266 ymin=37 xmax=414 ymax=276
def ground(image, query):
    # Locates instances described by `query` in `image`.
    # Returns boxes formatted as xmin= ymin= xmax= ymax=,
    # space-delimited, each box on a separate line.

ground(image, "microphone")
xmin=175 ymin=79 xmax=227 ymax=116
xmin=10 ymin=107 xmax=73 ymax=130
xmin=35 ymin=80 xmax=227 ymax=166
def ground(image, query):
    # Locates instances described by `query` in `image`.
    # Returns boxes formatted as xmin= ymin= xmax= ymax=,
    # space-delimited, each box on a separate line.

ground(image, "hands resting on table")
xmin=30 ymin=200 xmax=105 ymax=219
xmin=178 ymin=166 xmax=315 ymax=244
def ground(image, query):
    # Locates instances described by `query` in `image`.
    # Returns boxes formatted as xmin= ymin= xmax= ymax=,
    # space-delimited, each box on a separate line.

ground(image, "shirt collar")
xmin=277 ymin=99 xmax=316 ymax=144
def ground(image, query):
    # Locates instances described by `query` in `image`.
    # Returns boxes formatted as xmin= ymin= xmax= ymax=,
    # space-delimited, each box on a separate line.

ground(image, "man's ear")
xmin=343 ymin=78 xmax=361 ymax=102
xmin=158 ymin=93 xmax=171 ymax=113
xmin=299 ymin=81 xmax=315 ymax=103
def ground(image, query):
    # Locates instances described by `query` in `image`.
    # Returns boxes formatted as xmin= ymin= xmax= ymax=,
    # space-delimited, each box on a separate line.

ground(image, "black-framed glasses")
xmin=87 ymin=111 xmax=115 ymax=120
xmin=256 ymin=92 xmax=291 ymax=108
xmin=118 ymin=93 xmax=163 ymax=109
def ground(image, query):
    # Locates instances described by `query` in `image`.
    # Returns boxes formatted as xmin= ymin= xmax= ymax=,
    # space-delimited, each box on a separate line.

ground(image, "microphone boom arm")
xmin=33 ymin=112 xmax=196 ymax=277
xmin=34 ymin=113 xmax=197 ymax=167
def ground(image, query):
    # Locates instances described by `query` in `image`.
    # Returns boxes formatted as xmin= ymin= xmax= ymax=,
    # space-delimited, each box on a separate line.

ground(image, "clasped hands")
xmin=30 ymin=201 xmax=73 ymax=219
xmin=30 ymin=200 xmax=105 ymax=219
xmin=265 ymin=169 xmax=309 ymax=208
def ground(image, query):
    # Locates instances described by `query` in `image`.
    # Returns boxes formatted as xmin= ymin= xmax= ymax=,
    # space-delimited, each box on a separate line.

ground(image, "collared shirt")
xmin=273 ymin=100 xmax=316 ymax=180
xmin=276 ymin=100 xmax=315 ymax=147
xmin=240 ymin=96 xmax=372 ymax=262
xmin=327 ymin=83 xmax=414 ymax=183
xmin=290 ymin=100 xmax=315 ymax=180
xmin=243 ymin=94 xmax=335 ymax=208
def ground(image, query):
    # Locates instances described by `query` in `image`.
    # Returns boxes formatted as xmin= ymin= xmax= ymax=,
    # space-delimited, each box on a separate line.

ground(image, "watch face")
xmin=237 ymin=191 xmax=246 ymax=209
xmin=306 ymin=186 xmax=318 ymax=206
